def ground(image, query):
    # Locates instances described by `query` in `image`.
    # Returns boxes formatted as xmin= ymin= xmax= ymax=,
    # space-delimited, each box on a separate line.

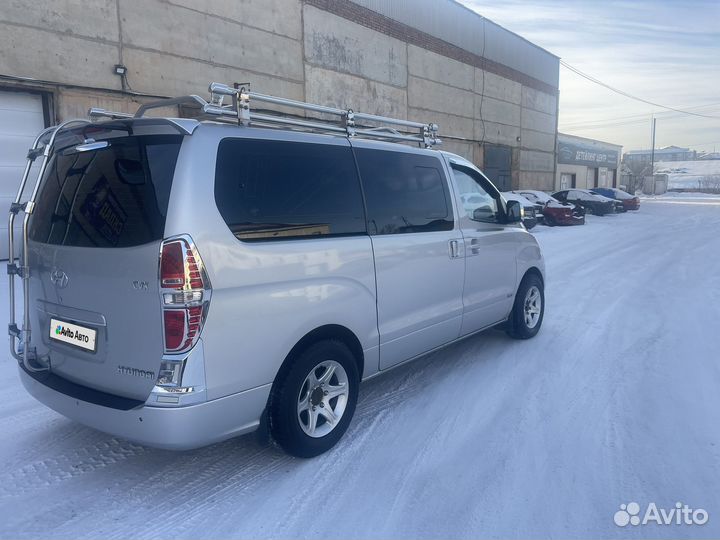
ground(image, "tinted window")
xmin=355 ymin=148 xmax=453 ymax=235
xmin=451 ymin=165 xmax=500 ymax=223
xmin=215 ymin=139 xmax=365 ymax=241
xmin=29 ymin=135 xmax=182 ymax=248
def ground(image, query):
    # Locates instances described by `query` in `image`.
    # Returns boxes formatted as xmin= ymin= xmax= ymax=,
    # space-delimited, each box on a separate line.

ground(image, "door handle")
xmin=448 ymin=239 xmax=460 ymax=259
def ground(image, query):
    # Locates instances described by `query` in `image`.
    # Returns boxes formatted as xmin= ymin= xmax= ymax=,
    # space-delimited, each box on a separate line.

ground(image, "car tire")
xmin=505 ymin=273 xmax=545 ymax=340
xmin=584 ymin=205 xmax=594 ymax=215
xmin=270 ymin=339 xmax=359 ymax=458
xmin=544 ymin=214 xmax=555 ymax=226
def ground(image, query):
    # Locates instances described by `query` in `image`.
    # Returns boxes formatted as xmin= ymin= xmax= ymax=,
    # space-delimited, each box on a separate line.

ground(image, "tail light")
xmin=159 ymin=236 xmax=211 ymax=355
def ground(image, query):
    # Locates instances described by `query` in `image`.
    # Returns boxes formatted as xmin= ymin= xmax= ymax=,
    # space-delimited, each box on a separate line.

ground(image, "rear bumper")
xmin=19 ymin=365 xmax=270 ymax=450
xmin=558 ymin=215 xmax=585 ymax=225
xmin=544 ymin=209 xmax=585 ymax=225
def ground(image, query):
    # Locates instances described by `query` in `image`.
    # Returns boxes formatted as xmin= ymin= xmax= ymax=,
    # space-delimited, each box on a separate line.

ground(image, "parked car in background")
xmin=502 ymin=192 xmax=539 ymax=230
xmin=515 ymin=190 xmax=585 ymax=226
xmin=509 ymin=190 xmax=545 ymax=218
xmin=591 ymin=187 xmax=640 ymax=211
xmin=552 ymin=189 xmax=616 ymax=216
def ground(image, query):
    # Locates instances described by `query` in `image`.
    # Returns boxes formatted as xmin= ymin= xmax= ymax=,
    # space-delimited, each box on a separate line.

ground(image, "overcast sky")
xmin=459 ymin=0 xmax=720 ymax=153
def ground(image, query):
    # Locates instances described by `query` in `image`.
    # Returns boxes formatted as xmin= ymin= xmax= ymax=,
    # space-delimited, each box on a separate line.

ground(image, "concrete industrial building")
xmin=556 ymin=133 xmax=622 ymax=191
xmin=0 ymin=0 xmax=560 ymax=252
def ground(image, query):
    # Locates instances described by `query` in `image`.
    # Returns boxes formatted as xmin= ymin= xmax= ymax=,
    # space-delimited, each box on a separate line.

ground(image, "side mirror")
xmin=505 ymin=200 xmax=523 ymax=223
xmin=472 ymin=205 xmax=495 ymax=222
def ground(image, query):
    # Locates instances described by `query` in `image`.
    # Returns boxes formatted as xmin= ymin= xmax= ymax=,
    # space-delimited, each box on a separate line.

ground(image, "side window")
xmin=214 ymin=139 xmax=366 ymax=241
xmin=354 ymin=148 xmax=453 ymax=235
xmin=450 ymin=165 xmax=500 ymax=223
xmin=554 ymin=191 xmax=567 ymax=201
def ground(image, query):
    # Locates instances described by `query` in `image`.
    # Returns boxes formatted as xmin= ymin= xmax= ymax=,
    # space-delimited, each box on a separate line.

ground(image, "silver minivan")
xmin=11 ymin=84 xmax=545 ymax=457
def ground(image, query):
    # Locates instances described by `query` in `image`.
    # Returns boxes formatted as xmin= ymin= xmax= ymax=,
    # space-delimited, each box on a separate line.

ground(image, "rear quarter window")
xmin=214 ymin=138 xmax=366 ymax=241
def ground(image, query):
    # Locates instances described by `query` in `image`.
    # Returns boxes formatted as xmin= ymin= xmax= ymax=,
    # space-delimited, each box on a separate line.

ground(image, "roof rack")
xmin=89 ymin=82 xmax=441 ymax=148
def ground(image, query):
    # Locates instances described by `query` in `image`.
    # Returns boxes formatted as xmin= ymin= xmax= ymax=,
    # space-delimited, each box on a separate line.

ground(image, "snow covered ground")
xmin=654 ymin=160 xmax=720 ymax=191
xmin=1 ymin=199 xmax=720 ymax=539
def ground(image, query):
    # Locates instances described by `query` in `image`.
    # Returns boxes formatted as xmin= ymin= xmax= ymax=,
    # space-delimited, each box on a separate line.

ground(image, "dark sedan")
xmin=552 ymin=189 xmax=616 ymax=216
xmin=591 ymin=187 xmax=641 ymax=211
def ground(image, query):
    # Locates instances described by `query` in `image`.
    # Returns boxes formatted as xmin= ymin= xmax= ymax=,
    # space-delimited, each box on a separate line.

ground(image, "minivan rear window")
xmin=214 ymin=138 xmax=366 ymax=241
xmin=29 ymin=135 xmax=182 ymax=248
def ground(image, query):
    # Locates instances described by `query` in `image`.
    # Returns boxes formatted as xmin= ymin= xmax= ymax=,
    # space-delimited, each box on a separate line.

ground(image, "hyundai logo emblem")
xmin=50 ymin=268 xmax=69 ymax=289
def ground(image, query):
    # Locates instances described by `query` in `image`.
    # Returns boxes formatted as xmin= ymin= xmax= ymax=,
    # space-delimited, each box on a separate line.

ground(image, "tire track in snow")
xmin=0 ymin=437 xmax=149 ymax=502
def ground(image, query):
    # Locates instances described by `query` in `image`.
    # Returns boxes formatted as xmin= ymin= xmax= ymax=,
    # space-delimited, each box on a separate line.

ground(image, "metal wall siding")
xmin=348 ymin=0 xmax=559 ymax=88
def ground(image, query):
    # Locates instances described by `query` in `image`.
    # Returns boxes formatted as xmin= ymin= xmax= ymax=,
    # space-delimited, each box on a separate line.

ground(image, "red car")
xmin=591 ymin=187 xmax=640 ymax=211
xmin=514 ymin=190 xmax=585 ymax=226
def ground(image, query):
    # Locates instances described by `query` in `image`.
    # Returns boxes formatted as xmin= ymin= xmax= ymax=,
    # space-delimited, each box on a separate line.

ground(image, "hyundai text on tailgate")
xmin=9 ymin=83 xmax=545 ymax=457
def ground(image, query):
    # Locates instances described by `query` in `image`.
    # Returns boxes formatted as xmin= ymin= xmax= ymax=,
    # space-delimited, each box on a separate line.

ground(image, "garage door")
xmin=0 ymin=90 xmax=46 ymax=260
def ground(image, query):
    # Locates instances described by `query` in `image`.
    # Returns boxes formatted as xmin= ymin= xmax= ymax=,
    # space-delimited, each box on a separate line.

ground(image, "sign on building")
xmin=558 ymin=141 xmax=619 ymax=167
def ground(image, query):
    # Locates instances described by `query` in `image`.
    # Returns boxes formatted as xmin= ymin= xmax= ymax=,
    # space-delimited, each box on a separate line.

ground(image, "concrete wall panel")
xmin=303 ymin=5 xmax=407 ymax=87
xmin=305 ymin=65 xmax=406 ymax=119
xmin=0 ymin=23 xmax=121 ymax=89
xmin=475 ymin=120 xmax=520 ymax=147
xmin=408 ymin=45 xmax=474 ymax=91
xmin=120 ymin=0 xmax=303 ymax=81
xmin=408 ymin=76 xmax=473 ymax=118
xmin=168 ymin=0 xmax=302 ymax=40
xmin=522 ymin=86 xmax=556 ymax=115
xmin=475 ymin=70 xmax=521 ymax=104
xmin=408 ymin=108 xmax=473 ymax=140
xmin=521 ymin=129 xmax=556 ymax=152
xmin=476 ymin=96 xmax=521 ymax=126
xmin=521 ymin=108 xmax=556 ymax=134
xmin=440 ymin=139 xmax=474 ymax=163
xmin=519 ymin=171 xmax=555 ymax=191
xmin=123 ymin=48 xmax=304 ymax=99
xmin=0 ymin=0 xmax=119 ymax=41
xmin=520 ymin=150 xmax=555 ymax=172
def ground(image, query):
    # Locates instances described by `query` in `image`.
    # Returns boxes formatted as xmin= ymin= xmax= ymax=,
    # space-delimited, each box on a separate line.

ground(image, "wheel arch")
xmin=270 ymin=324 xmax=365 ymax=397
xmin=522 ymin=266 xmax=544 ymax=287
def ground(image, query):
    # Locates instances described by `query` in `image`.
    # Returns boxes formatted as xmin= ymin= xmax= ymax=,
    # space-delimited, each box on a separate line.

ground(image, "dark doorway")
xmin=483 ymin=144 xmax=512 ymax=191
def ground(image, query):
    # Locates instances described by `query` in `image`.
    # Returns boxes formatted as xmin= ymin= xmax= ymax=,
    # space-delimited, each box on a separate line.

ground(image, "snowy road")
xmin=1 ymin=199 xmax=719 ymax=539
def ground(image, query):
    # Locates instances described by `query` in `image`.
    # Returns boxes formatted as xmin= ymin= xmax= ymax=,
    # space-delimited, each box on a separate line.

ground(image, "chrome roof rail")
xmin=203 ymin=82 xmax=441 ymax=148
xmin=86 ymin=82 xmax=441 ymax=147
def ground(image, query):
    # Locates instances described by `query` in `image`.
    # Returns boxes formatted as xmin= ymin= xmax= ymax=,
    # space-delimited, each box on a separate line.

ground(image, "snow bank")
xmin=654 ymin=160 xmax=720 ymax=191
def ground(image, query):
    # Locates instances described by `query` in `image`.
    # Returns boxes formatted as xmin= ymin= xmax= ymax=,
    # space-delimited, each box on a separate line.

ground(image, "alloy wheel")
xmin=297 ymin=360 xmax=349 ymax=438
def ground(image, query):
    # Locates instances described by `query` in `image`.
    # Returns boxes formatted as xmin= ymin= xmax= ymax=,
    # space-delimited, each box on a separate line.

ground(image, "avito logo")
xmin=614 ymin=502 xmax=709 ymax=527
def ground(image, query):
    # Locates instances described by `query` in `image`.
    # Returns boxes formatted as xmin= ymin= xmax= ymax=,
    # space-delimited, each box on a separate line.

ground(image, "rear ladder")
xmin=7 ymin=119 xmax=90 ymax=372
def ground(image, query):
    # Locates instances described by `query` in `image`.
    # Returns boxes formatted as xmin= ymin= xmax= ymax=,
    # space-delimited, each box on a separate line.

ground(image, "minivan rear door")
xmin=26 ymin=125 xmax=184 ymax=401
xmin=353 ymin=143 xmax=465 ymax=370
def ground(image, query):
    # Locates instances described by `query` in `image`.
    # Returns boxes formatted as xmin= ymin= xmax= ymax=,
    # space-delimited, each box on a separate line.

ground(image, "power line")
xmin=561 ymin=103 xmax=720 ymax=129
xmin=562 ymin=114 xmax=719 ymax=131
xmin=560 ymin=60 xmax=720 ymax=119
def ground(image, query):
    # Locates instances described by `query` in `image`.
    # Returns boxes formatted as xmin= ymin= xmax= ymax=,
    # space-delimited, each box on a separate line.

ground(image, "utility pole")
xmin=650 ymin=116 xmax=657 ymax=194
